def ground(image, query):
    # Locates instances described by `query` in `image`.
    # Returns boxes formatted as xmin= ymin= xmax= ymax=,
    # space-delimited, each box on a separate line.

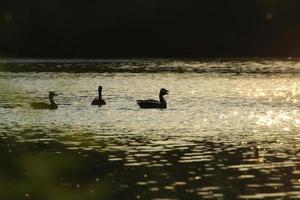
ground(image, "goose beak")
xmin=166 ymin=90 xmax=169 ymax=94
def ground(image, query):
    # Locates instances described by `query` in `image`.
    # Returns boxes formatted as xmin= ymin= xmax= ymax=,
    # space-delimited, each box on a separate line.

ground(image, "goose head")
xmin=49 ymin=91 xmax=58 ymax=98
xmin=98 ymin=86 xmax=102 ymax=92
xmin=160 ymin=88 xmax=169 ymax=96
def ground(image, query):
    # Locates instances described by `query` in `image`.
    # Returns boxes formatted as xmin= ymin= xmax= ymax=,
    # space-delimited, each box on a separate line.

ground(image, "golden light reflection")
xmin=237 ymin=79 xmax=300 ymax=129
xmin=240 ymin=81 xmax=300 ymax=104
xmin=256 ymin=110 xmax=294 ymax=128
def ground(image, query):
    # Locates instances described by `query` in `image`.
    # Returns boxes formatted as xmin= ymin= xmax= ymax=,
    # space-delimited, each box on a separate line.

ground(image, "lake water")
xmin=1 ymin=59 xmax=300 ymax=199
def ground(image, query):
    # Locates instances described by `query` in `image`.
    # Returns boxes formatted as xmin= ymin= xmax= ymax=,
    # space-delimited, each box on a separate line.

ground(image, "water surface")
xmin=1 ymin=59 xmax=300 ymax=199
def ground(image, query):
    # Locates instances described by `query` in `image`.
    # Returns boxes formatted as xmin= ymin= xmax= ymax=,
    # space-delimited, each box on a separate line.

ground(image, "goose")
xmin=137 ymin=88 xmax=169 ymax=109
xmin=31 ymin=92 xmax=58 ymax=110
xmin=91 ymin=86 xmax=106 ymax=106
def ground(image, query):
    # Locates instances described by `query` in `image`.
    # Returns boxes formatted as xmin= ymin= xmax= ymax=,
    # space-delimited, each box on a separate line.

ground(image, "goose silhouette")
xmin=31 ymin=92 xmax=58 ymax=110
xmin=91 ymin=86 xmax=106 ymax=106
xmin=137 ymin=88 xmax=169 ymax=109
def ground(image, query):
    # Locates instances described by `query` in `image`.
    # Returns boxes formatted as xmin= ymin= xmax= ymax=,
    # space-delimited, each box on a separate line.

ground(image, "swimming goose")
xmin=31 ymin=92 xmax=58 ymax=110
xmin=91 ymin=86 xmax=106 ymax=106
xmin=137 ymin=88 xmax=169 ymax=109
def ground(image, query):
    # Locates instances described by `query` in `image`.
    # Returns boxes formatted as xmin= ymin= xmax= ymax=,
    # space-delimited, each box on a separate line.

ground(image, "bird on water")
xmin=137 ymin=88 xmax=169 ymax=109
xmin=91 ymin=86 xmax=106 ymax=106
xmin=31 ymin=92 xmax=58 ymax=110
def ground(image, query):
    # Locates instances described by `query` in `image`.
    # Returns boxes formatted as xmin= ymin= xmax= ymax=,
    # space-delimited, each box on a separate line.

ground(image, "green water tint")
xmin=0 ymin=138 xmax=114 ymax=200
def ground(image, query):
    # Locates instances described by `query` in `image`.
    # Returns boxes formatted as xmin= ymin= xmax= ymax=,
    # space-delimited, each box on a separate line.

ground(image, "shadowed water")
xmin=1 ymin=59 xmax=300 ymax=199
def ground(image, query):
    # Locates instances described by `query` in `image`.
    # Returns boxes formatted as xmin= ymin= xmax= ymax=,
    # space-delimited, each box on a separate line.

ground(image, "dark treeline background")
xmin=1 ymin=0 xmax=300 ymax=58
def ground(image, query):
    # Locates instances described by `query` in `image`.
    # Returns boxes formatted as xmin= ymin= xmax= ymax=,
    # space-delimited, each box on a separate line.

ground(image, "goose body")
xmin=137 ymin=88 xmax=169 ymax=109
xmin=91 ymin=86 xmax=106 ymax=106
xmin=91 ymin=98 xmax=106 ymax=106
xmin=31 ymin=92 xmax=58 ymax=110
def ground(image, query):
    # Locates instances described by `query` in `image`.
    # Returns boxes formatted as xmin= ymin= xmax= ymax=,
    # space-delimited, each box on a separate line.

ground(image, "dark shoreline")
xmin=0 ymin=59 xmax=300 ymax=74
